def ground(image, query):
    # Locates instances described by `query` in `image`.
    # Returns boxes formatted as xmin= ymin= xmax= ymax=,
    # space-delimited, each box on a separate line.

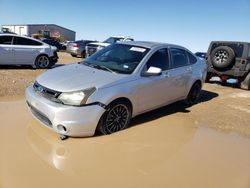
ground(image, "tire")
xmin=71 ymin=54 xmax=77 ymax=57
xmin=185 ymin=82 xmax=202 ymax=106
xmin=210 ymin=46 xmax=235 ymax=69
xmin=97 ymin=101 xmax=132 ymax=135
xmin=81 ymin=51 xmax=86 ymax=58
xmin=240 ymin=72 xmax=250 ymax=90
xmin=35 ymin=55 xmax=51 ymax=69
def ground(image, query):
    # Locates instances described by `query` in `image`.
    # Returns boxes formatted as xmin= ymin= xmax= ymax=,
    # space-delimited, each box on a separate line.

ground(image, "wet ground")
xmin=0 ymin=85 xmax=250 ymax=188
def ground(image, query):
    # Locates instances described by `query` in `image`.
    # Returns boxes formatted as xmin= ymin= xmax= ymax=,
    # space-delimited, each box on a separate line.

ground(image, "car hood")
xmin=36 ymin=64 xmax=128 ymax=92
xmin=88 ymin=42 xmax=110 ymax=47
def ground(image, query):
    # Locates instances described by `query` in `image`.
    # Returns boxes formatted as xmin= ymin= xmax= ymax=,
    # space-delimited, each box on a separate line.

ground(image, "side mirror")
xmin=141 ymin=66 xmax=162 ymax=77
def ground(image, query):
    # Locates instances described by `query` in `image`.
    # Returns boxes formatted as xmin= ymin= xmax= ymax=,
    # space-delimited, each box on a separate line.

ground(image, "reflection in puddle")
xmin=0 ymin=99 xmax=250 ymax=188
xmin=26 ymin=117 xmax=196 ymax=176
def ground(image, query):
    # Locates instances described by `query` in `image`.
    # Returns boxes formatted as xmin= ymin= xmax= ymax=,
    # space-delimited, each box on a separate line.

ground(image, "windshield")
xmin=82 ymin=44 xmax=150 ymax=74
xmin=103 ymin=37 xmax=124 ymax=44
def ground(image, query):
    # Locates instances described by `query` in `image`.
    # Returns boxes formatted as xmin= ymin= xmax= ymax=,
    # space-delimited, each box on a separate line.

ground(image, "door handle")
xmin=186 ymin=67 xmax=192 ymax=71
xmin=163 ymin=72 xmax=170 ymax=78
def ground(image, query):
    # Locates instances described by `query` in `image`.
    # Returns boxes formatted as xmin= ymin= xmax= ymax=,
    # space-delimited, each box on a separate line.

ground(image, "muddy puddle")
xmin=0 ymin=98 xmax=250 ymax=188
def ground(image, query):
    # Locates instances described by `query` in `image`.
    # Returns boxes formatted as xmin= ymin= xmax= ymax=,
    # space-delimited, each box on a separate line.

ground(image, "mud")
xmin=0 ymin=97 xmax=250 ymax=188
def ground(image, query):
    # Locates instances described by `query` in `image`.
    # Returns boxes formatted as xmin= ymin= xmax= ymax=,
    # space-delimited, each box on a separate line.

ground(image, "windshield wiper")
xmin=92 ymin=64 xmax=116 ymax=74
xmin=82 ymin=61 xmax=116 ymax=74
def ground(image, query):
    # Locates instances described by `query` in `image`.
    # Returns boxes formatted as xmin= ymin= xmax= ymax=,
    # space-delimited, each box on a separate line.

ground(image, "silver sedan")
xmin=26 ymin=41 xmax=207 ymax=137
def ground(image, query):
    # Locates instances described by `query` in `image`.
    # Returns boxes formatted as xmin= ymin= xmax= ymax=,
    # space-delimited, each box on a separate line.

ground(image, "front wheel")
xmin=185 ymin=82 xmax=201 ymax=106
xmin=97 ymin=101 xmax=132 ymax=135
xmin=35 ymin=55 xmax=51 ymax=69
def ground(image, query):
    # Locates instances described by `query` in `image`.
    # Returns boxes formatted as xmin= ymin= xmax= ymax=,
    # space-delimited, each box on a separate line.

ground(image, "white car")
xmin=85 ymin=36 xmax=134 ymax=57
xmin=26 ymin=41 xmax=207 ymax=138
xmin=0 ymin=34 xmax=58 ymax=68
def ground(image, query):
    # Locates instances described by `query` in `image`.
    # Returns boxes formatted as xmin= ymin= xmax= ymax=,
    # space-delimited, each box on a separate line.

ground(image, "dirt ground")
xmin=0 ymin=52 xmax=250 ymax=188
xmin=0 ymin=52 xmax=80 ymax=97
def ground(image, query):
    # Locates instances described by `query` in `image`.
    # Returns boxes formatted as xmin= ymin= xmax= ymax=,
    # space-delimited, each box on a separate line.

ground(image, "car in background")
xmin=0 ymin=34 xmax=58 ymax=68
xmin=66 ymin=40 xmax=95 ymax=58
xmin=195 ymin=52 xmax=206 ymax=59
xmin=61 ymin=41 xmax=72 ymax=47
xmin=41 ymin=38 xmax=66 ymax=51
xmin=206 ymin=41 xmax=250 ymax=90
xmin=85 ymin=36 xmax=134 ymax=57
xmin=26 ymin=41 xmax=207 ymax=137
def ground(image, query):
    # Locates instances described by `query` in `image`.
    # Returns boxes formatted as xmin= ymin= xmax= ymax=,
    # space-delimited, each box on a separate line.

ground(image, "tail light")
xmin=73 ymin=43 xmax=80 ymax=48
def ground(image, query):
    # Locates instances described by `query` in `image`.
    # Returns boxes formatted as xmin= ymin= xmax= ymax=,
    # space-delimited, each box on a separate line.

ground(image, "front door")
xmin=137 ymin=48 xmax=177 ymax=113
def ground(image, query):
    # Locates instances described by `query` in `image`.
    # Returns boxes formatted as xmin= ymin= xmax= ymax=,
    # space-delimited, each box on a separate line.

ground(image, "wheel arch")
xmin=106 ymin=97 xmax=133 ymax=115
xmin=188 ymin=79 xmax=202 ymax=94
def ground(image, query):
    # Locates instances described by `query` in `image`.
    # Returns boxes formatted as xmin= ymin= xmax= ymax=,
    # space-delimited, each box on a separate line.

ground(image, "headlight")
xmin=58 ymin=87 xmax=96 ymax=106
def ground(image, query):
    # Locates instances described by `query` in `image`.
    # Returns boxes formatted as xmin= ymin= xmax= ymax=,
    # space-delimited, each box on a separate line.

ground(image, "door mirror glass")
xmin=142 ymin=66 xmax=162 ymax=77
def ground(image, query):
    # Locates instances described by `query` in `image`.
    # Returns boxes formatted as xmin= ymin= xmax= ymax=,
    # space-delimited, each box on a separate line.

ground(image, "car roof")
xmin=121 ymin=41 xmax=187 ymax=50
xmin=111 ymin=36 xmax=129 ymax=38
xmin=211 ymin=41 xmax=250 ymax=45
xmin=0 ymin=33 xmax=47 ymax=45
xmin=0 ymin=33 xmax=18 ymax=37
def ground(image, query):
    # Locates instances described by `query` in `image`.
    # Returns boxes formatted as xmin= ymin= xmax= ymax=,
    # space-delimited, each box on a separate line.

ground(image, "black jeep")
xmin=206 ymin=41 xmax=250 ymax=90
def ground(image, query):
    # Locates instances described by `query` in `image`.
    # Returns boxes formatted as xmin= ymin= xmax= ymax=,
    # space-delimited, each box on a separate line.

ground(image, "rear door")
xmin=13 ymin=36 xmax=42 ymax=65
xmin=168 ymin=48 xmax=192 ymax=98
xmin=0 ymin=35 xmax=15 ymax=64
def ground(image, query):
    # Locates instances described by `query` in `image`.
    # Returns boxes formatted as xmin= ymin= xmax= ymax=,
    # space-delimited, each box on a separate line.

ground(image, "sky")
xmin=0 ymin=0 xmax=249 ymax=52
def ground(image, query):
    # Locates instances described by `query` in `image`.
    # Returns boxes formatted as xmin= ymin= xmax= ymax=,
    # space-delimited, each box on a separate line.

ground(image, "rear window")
xmin=211 ymin=43 xmax=244 ymax=57
xmin=0 ymin=36 xmax=13 ymax=45
xmin=75 ymin=40 xmax=84 ymax=44
xmin=187 ymin=52 xmax=197 ymax=64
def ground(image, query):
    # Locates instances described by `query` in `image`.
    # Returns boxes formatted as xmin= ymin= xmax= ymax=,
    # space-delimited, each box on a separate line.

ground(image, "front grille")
xmin=33 ymin=82 xmax=61 ymax=102
xmin=27 ymin=102 xmax=52 ymax=128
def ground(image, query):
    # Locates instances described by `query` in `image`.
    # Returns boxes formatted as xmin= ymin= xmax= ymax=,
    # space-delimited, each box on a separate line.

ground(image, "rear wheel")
xmin=35 ymin=55 xmax=51 ymax=69
xmin=240 ymin=72 xmax=250 ymax=90
xmin=98 ymin=101 xmax=132 ymax=135
xmin=185 ymin=82 xmax=201 ymax=106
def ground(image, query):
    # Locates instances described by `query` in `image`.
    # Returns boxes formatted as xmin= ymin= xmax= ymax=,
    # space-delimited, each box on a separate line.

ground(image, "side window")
xmin=248 ymin=47 xmax=250 ymax=58
xmin=14 ymin=37 xmax=42 ymax=46
xmin=0 ymin=36 xmax=13 ymax=45
xmin=170 ymin=48 xmax=189 ymax=68
xmin=187 ymin=51 xmax=197 ymax=64
xmin=145 ymin=49 xmax=170 ymax=71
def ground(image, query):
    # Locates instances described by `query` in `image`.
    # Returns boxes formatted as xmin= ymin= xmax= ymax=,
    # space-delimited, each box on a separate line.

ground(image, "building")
xmin=1 ymin=24 xmax=76 ymax=41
